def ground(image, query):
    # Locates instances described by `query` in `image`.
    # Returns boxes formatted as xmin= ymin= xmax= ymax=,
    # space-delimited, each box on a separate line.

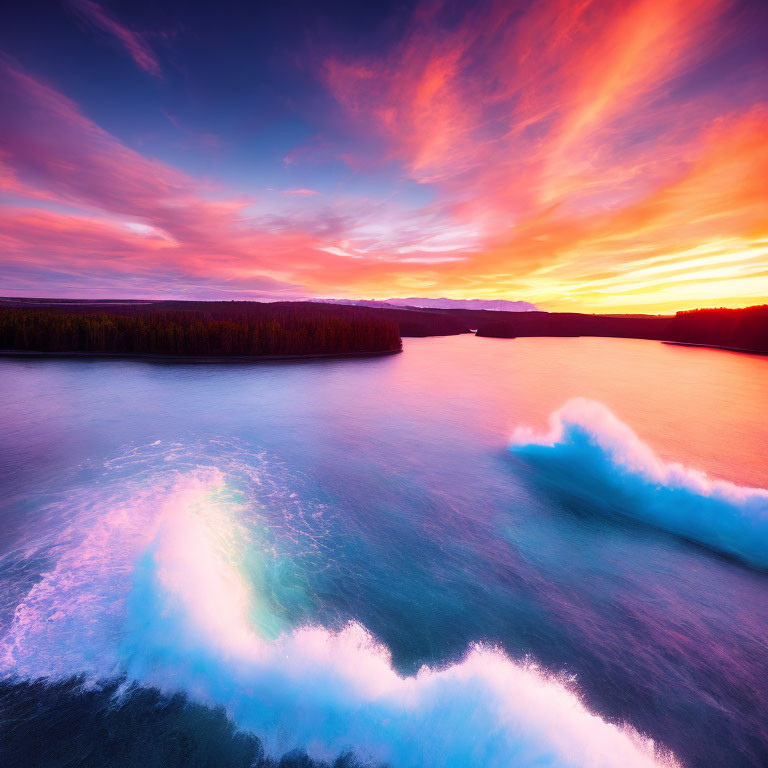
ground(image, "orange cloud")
xmin=319 ymin=0 xmax=768 ymax=311
xmin=457 ymin=107 xmax=768 ymax=311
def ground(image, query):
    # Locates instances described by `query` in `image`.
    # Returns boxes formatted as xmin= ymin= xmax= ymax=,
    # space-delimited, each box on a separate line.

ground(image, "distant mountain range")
xmin=318 ymin=297 xmax=539 ymax=312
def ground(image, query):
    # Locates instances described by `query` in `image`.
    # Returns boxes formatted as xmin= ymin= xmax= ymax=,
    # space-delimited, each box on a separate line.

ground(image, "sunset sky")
xmin=1 ymin=0 xmax=766 ymax=312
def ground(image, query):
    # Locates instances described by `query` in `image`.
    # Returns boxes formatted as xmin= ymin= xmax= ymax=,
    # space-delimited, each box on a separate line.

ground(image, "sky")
xmin=1 ymin=0 xmax=766 ymax=312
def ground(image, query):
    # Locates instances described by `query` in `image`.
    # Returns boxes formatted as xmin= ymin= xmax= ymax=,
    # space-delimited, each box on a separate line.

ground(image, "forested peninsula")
xmin=0 ymin=302 xmax=405 ymax=360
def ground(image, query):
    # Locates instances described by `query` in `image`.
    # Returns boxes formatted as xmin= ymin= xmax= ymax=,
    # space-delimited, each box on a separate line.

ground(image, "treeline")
xmin=668 ymin=305 xmax=768 ymax=351
xmin=3 ymin=299 xmax=763 ymax=354
xmin=475 ymin=312 xmax=672 ymax=340
xmin=0 ymin=300 xmax=470 ymax=338
xmin=475 ymin=305 xmax=768 ymax=353
xmin=0 ymin=305 xmax=402 ymax=358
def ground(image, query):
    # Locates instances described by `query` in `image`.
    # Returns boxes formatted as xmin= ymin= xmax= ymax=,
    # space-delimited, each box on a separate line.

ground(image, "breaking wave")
xmin=0 ymin=442 xmax=677 ymax=767
xmin=511 ymin=398 xmax=768 ymax=569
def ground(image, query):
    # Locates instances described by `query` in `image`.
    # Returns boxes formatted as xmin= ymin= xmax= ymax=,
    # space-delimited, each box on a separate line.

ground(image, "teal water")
xmin=0 ymin=336 xmax=767 ymax=767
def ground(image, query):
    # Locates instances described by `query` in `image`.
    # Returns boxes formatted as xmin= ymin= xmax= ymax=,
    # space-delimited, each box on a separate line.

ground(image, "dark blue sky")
xmin=1 ymin=0 xmax=415 ymax=189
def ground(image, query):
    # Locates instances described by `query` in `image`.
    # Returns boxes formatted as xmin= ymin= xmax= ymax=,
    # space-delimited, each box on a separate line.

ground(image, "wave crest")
xmin=0 ymin=450 xmax=678 ymax=767
xmin=115 ymin=473 xmax=676 ymax=767
xmin=511 ymin=398 xmax=768 ymax=568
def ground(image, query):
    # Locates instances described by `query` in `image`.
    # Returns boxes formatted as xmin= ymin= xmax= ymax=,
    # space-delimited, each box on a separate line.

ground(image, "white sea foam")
xmin=1 ymin=460 xmax=678 ymax=767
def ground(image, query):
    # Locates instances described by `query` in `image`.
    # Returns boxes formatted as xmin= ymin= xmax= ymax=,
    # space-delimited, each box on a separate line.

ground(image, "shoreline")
xmin=661 ymin=341 xmax=767 ymax=356
xmin=474 ymin=335 xmax=767 ymax=355
xmin=0 ymin=348 xmax=402 ymax=364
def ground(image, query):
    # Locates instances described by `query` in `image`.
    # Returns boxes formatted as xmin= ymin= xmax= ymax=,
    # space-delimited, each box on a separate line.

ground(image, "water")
xmin=0 ymin=336 xmax=766 ymax=767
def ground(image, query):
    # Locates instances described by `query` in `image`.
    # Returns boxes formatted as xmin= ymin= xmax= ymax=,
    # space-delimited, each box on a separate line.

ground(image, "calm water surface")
xmin=0 ymin=336 xmax=766 ymax=767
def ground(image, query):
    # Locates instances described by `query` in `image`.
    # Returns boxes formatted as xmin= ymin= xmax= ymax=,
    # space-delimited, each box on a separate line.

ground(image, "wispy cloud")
xmin=0 ymin=59 xmax=464 ymax=300
xmin=0 ymin=61 xmax=316 ymax=295
xmin=320 ymin=0 xmax=768 ymax=310
xmin=68 ymin=0 xmax=162 ymax=78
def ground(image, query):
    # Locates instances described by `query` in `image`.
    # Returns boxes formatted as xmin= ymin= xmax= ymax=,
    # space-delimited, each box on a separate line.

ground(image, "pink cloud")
xmin=0 ymin=60 xmax=468 ymax=300
xmin=68 ymin=0 xmax=162 ymax=78
xmin=0 ymin=61 xmax=335 ymax=296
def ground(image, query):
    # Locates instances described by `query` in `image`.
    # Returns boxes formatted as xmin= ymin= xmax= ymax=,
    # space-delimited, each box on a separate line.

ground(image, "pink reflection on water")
xmin=387 ymin=336 xmax=768 ymax=488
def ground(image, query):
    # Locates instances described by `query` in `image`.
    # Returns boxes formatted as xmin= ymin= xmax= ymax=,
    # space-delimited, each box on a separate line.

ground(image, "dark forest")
xmin=475 ymin=305 xmax=768 ymax=353
xmin=0 ymin=303 xmax=403 ymax=358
